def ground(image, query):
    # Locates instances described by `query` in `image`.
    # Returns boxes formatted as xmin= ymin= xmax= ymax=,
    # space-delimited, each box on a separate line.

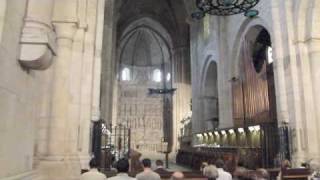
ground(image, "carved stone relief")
xmin=117 ymin=80 xmax=164 ymax=152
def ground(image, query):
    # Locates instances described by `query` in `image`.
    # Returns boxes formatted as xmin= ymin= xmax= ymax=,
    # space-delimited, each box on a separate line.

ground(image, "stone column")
xmin=307 ymin=0 xmax=320 ymax=163
xmin=78 ymin=0 xmax=106 ymax=169
xmin=270 ymin=0 xmax=290 ymax=125
xmin=188 ymin=20 xmax=202 ymax=137
xmin=38 ymin=22 xmax=80 ymax=180
xmin=307 ymin=39 xmax=320 ymax=162
xmin=91 ymin=0 xmax=105 ymax=123
xmin=101 ymin=0 xmax=117 ymax=127
xmin=172 ymin=46 xmax=192 ymax=151
xmin=282 ymin=0 xmax=308 ymax=164
xmin=22 ymin=0 xmax=57 ymax=173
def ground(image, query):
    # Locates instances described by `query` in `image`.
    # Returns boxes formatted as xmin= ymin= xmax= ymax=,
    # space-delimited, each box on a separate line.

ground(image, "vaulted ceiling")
xmin=120 ymin=27 xmax=170 ymax=67
xmin=116 ymin=0 xmax=190 ymax=47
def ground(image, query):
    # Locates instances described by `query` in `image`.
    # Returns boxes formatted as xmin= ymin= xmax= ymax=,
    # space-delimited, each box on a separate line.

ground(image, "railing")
xmin=92 ymin=121 xmax=131 ymax=171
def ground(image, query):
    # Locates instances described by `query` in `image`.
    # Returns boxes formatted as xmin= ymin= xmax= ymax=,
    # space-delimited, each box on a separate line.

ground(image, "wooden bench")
xmin=104 ymin=171 xmax=206 ymax=180
xmin=281 ymin=168 xmax=311 ymax=180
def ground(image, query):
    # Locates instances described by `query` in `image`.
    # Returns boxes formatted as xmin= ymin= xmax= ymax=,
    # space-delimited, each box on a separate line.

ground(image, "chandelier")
xmin=191 ymin=0 xmax=260 ymax=19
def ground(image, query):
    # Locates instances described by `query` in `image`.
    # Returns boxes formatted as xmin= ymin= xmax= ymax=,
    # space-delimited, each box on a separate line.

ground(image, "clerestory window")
xmin=121 ymin=67 xmax=131 ymax=81
xmin=267 ymin=46 xmax=273 ymax=64
xmin=152 ymin=69 xmax=162 ymax=82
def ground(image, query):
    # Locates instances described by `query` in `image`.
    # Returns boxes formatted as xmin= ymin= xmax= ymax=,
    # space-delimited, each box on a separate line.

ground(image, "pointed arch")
xmin=200 ymin=55 xmax=219 ymax=130
xmin=230 ymin=18 xmax=272 ymax=80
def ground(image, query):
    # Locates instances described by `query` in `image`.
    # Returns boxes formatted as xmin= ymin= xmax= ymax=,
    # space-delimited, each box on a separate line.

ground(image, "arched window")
xmin=267 ymin=46 xmax=274 ymax=64
xmin=166 ymin=73 xmax=171 ymax=82
xmin=121 ymin=67 xmax=131 ymax=81
xmin=152 ymin=69 xmax=162 ymax=82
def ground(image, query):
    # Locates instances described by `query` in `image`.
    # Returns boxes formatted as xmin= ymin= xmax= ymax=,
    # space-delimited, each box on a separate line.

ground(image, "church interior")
xmin=1 ymin=0 xmax=320 ymax=179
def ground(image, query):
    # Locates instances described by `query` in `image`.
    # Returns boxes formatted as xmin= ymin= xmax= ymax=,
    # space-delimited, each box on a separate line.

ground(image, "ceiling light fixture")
xmin=237 ymin=128 xmax=244 ymax=133
xmin=197 ymin=134 xmax=203 ymax=138
xmin=254 ymin=125 xmax=260 ymax=131
xmin=191 ymin=0 xmax=260 ymax=19
xmin=248 ymin=126 xmax=255 ymax=132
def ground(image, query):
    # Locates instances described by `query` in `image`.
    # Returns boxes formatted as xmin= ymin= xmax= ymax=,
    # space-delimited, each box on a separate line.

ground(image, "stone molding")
xmin=53 ymin=22 xmax=77 ymax=40
xmin=1 ymin=171 xmax=35 ymax=180
xmin=91 ymin=110 xmax=101 ymax=122
xmin=19 ymin=20 xmax=56 ymax=70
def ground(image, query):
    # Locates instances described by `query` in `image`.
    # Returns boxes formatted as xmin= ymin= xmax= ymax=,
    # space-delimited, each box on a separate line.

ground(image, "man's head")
xmin=281 ymin=159 xmax=291 ymax=169
xmin=203 ymin=165 xmax=218 ymax=180
xmin=171 ymin=171 xmax=184 ymax=180
xmin=89 ymin=158 xmax=99 ymax=169
xmin=141 ymin=158 xmax=152 ymax=168
xmin=155 ymin=160 xmax=164 ymax=167
xmin=116 ymin=158 xmax=130 ymax=173
xmin=256 ymin=168 xmax=269 ymax=179
xmin=215 ymin=159 xmax=224 ymax=168
xmin=238 ymin=161 xmax=244 ymax=167
xmin=201 ymin=162 xmax=208 ymax=170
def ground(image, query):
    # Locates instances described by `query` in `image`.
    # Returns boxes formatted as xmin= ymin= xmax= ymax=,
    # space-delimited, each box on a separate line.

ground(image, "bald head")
xmin=171 ymin=171 xmax=184 ymax=180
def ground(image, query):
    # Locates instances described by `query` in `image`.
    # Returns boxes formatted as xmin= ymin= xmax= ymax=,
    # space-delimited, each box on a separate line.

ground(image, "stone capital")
xmin=19 ymin=20 xmax=57 ymax=70
xmin=53 ymin=22 xmax=78 ymax=40
xmin=306 ymin=38 xmax=320 ymax=53
xmin=91 ymin=110 xmax=101 ymax=122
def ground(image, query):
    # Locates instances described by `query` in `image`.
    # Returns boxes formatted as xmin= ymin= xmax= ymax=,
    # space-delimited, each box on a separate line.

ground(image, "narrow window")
xmin=152 ymin=69 xmax=162 ymax=82
xmin=166 ymin=73 xmax=171 ymax=82
xmin=267 ymin=46 xmax=274 ymax=64
xmin=121 ymin=67 xmax=131 ymax=81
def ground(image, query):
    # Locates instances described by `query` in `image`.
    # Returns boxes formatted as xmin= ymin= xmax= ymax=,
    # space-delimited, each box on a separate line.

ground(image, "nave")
xmin=1 ymin=0 xmax=320 ymax=180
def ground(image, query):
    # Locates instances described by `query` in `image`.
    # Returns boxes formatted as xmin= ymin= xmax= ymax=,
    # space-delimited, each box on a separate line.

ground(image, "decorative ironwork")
xmin=92 ymin=121 xmax=131 ymax=171
xmin=191 ymin=0 xmax=260 ymax=19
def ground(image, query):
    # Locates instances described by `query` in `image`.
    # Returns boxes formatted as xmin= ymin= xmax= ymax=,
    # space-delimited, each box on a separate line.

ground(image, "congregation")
xmin=80 ymin=157 xmax=275 ymax=180
xmin=80 ymin=158 xmax=184 ymax=180
xmin=80 ymin=155 xmax=319 ymax=180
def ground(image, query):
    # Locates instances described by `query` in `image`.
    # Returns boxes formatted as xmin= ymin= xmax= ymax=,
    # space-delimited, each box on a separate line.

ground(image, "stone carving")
xmin=19 ymin=0 xmax=57 ymax=70
xmin=117 ymin=81 xmax=165 ymax=152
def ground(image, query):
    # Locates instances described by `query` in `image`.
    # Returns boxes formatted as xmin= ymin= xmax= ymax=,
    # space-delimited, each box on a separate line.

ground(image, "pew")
xmin=104 ymin=171 xmax=206 ymax=180
xmin=281 ymin=168 xmax=310 ymax=180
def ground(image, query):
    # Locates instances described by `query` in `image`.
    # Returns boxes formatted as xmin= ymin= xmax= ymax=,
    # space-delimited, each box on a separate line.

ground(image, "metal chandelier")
xmin=191 ymin=0 xmax=260 ymax=19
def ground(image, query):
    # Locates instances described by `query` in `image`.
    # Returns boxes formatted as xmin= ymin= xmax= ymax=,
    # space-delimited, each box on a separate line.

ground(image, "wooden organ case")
xmin=232 ymin=29 xmax=278 ymax=168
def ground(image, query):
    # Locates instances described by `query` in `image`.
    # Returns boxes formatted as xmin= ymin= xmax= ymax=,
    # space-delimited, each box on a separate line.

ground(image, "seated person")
xmin=109 ymin=158 xmax=136 ymax=180
xmin=215 ymin=159 xmax=232 ymax=180
xmin=154 ymin=159 xmax=169 ymax=174
xmin=136 ymin=158 xmax=161 ymax=180
xmin=233 ymin=161 xmax=248 ymax=179
xmin=200 ymin=162 xmax=208 ymax=172
xmin=80 ymin=158 xmax=107 ymax=180
xmin=255 ymin=168 xmax=269 ymax=180
xmin=203 ymin=165 xmax=219 ymax=180
xmin=170 ymin=171 xmax=184 ymax=180
xmin=277 ymin=159 xmax=291 ymax=180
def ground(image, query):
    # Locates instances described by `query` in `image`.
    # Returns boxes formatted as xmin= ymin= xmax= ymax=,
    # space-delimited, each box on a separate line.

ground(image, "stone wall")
xmin=0 ymin=0 xmax=106 ymax=179
xmin=0 ymin=0 xmax=37 ymax=179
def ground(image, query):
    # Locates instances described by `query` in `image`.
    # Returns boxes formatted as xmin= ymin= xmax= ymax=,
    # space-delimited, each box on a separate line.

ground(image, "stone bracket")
xmin=19 ymin=22 xmax=57 ymax=70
